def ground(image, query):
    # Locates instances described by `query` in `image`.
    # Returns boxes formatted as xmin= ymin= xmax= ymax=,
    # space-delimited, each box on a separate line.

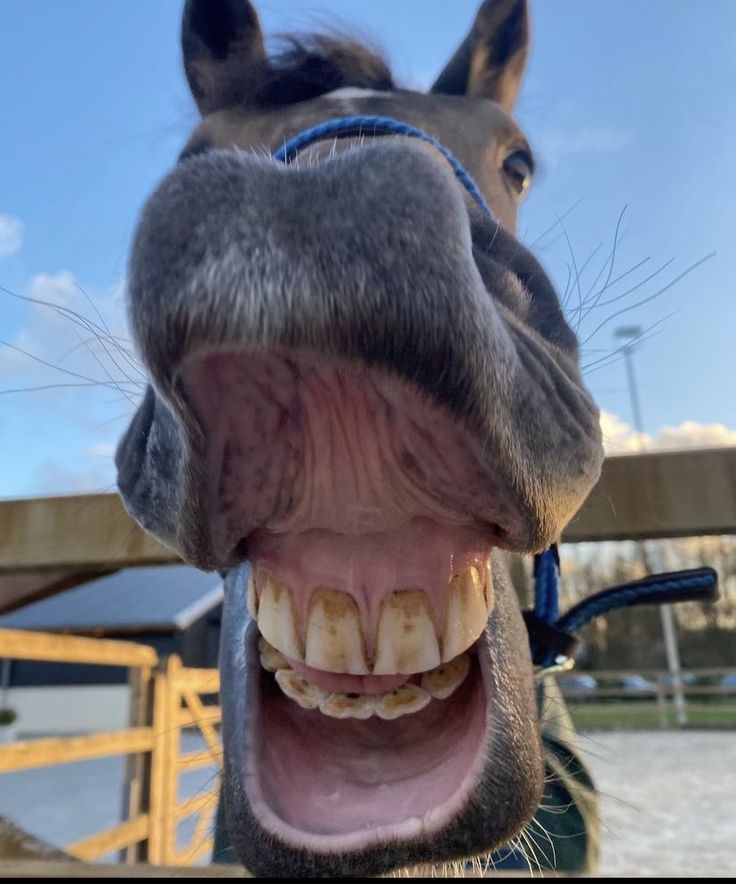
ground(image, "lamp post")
xmin=614 ymin=326 xmax=687 ymax=725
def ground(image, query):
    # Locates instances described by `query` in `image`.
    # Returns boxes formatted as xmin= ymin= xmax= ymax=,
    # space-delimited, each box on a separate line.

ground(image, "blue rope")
xmin=532 ymin=548 xmax=560 ymax=667
xmin=558 ymin=572 xmax=717 ymax=636
xmin=273 ymin=115 xmax=496 ymax=219
xmin=533 ymin=547 xmax=560 ymax=626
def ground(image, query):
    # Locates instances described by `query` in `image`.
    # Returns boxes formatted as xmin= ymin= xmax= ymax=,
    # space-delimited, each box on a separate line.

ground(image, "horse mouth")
xmin=242 ymin=540 xmax=493 ymax=848
xmin=243 ymin=614 xmax=490 ymax=854
xmin=221 ymin=545 xmax=533 ymax=878
xmin=190 ymin=351 xmax=542 ymax=876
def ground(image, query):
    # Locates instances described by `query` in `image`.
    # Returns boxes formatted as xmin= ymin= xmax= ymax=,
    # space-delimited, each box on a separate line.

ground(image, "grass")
xmin=569 ymin=701 xmax=736 ymax=730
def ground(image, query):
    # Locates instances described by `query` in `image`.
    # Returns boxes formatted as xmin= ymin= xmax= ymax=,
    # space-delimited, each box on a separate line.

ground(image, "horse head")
xmin=116 ymin=0 xmax=604 ymax=875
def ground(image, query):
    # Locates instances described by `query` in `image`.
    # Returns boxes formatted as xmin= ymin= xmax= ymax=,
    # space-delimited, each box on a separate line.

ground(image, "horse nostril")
xmin=491 ymin=524 xmax=508 ymax=542
xmin=233 ymin=537 xmax=249 ymax=561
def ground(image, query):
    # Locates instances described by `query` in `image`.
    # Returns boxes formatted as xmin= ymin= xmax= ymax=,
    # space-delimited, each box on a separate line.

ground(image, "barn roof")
xmin=0 ymin=565 xmax=224 ymax=634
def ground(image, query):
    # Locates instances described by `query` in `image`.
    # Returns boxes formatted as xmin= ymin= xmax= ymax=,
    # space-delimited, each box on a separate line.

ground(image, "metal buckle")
xmin=533 ymin=656 xmax=575 ymax=681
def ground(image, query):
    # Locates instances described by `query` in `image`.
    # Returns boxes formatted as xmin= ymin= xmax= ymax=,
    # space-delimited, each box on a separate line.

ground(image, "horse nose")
xmin=126 ymin=137 xmax=487 ymax=389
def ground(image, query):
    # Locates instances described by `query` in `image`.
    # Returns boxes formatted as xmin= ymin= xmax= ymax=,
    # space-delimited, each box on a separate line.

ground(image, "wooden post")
xmin=148 ymin=656 xmax=183 ymax=866
xmin=656 ymin=677 xmax=668 ymax=729
xmin=120 ymin=666 xmax=154 ymax=864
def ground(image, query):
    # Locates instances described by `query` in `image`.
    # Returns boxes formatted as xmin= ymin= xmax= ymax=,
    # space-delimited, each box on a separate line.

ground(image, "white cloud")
xmin=29 ymin=271 xmax=78 ymax=308
xmin=32 ymin=456 xmax=118 ymax=496
xmin=539 ymin=126 xmax=631 ymax=166
xmin=0 ymin=214 xmax=24 ymax=258
xmin=601 ymin=410 xmax=736 ymax=455
xmin=655 ymin=421 xmax=736 ymax=451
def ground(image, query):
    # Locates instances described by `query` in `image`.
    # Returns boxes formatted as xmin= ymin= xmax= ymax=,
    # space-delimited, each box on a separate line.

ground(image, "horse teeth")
xmin=274 ymin=669 xmax=327 ymax=710
xmin=258 ymin=637 xmax=288 ymax=673
xmin=319 ymin=692 xmax=376 ymax=720
xmin=372 ymin=590 xmax=440 ymax=675
xmin=374 ymin=684 xmax=431 ymax=720
xmin=441 ymin=567 xmax=489 ymax=663
xmin=305 ymin=589 xmax=369 ymax=675
xmin=420 ymin=653 xmax=471 ymax=700
xmin=256 ymin=575 xmax=304 ymax=663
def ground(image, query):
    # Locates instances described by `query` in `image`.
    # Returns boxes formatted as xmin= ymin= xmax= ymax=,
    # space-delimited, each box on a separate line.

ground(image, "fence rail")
xmin=0 ymin=628 xmax=220 ymax=867
xmin=0 ymin=628 xmax=157 ymax=667
xmin=1 ymin=448 xmax=734 ymax=583
xmin=557 ymin=666 xmax=736 ymax=728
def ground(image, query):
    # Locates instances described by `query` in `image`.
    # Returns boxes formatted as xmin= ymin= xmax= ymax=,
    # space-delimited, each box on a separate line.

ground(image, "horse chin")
xmin=220 ymin=564 xmax=543 ymax=878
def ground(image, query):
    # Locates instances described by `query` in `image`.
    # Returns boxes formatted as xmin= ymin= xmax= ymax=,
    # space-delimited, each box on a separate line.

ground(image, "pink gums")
xmin=289 ymin=659 xmax=411 ymax=695
xmin=182 ymin=351 xmax=501 ymax=656
xmin=249 ymin=521 xmax=491 ymax=657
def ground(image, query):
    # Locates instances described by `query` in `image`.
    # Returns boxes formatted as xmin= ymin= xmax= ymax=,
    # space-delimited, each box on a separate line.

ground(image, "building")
xmin=0 ymin=565 xmax=224 ymax=734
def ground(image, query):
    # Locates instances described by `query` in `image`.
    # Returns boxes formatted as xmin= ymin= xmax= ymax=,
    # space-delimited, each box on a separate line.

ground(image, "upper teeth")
xmin=250 ymin=565 xmax=490 ymax=675
xmin=373 ymin=590 xmax=440 ymax=675
xmin=442 ymin=567 xmax=489 ymax=663
xmin=305 ymin=589 xmax=370 ymax=674
xmin=255 ymin=575 xmax=304 ymax=663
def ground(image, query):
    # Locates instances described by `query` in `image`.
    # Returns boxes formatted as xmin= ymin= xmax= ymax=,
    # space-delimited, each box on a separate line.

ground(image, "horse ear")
xmin=430 ymin=0 xmax=529 ymax=110
xmin=182 ymin=0 xmax=266 ymax=115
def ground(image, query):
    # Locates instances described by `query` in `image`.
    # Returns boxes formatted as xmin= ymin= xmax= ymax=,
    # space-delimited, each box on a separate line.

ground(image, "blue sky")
xmin=1 ymin=0 xmax=735 ymax=498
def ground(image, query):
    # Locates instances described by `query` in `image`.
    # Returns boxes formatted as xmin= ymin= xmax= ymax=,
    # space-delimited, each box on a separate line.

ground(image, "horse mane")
xmin=243 ymin=34 xmax=394 ymax=107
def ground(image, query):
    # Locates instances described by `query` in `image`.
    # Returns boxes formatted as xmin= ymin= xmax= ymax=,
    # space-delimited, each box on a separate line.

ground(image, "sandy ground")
xmin=580 ymin=730 xmax=736 ymax=877
xmin=0 ymin=730 xmax=733 ymax=875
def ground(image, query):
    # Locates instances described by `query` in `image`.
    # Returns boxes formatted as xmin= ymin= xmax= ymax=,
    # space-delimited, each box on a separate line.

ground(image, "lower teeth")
xmin=261 ymin=638 xmax=470 ymax=720
xmin=320 ymin=692 xmax=375 ymax=720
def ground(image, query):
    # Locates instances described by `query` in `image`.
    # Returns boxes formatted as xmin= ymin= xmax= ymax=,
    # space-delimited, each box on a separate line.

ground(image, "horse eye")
xmin=502 ymin=150 xmax=533 ymax=198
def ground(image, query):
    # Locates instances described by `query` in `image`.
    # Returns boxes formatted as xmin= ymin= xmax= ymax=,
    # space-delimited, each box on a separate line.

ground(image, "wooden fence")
xmin=558 ymin=666 xmax=736 ymax=728
xmin=0 ymin=628 xmax=220 ymax=867
xmin=2 ymin=447 xmax=734 ymax=616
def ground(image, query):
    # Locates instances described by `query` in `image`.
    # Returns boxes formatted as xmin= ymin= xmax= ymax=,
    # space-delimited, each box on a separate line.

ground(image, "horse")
xmin=115 ymin=0 xmax=604 ymax=876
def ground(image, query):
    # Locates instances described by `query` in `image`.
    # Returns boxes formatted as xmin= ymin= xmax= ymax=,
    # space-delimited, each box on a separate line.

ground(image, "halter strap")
xmin=529 ymin=553 xmax=718 ymax=675
xmin=273 ymin=115 xmax=496 ymax=219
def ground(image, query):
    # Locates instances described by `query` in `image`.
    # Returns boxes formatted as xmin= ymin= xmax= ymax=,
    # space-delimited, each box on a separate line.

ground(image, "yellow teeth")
xmin=374 ymin=684 xmax=431 ymax=720
xmin=252 ymin=565 xmax=491 ymax=674
xmin=319 ymin=693 xmax=376 ymax=720
xmin=372 ymin=590 xmax=441 ymax=675
xmin=305 ymin=589 xmax=369 ymax=675
xmin=257 ymin=575 xmax=304 ymax=663
xmin=262 ymin=638 xmax=472 ymax=720
xmin=258 ymin=637 xmax=288 ymax=673
xmin=420 ymin=653 xmax=471 ymax=700
xmin=274 ymin=669 xmax=327 ymax=710
xmin=441 ymin=567 xmax=488 ymax=663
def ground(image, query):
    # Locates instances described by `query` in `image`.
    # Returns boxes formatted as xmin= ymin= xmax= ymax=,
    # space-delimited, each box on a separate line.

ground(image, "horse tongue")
xmin=288 ymin=659 xmax=410 ymax=695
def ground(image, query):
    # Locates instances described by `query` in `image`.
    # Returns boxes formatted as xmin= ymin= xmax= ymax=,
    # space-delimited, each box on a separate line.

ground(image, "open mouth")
xmin=246 ymin=618 xmax=490 ymax=853
xmin=223 ymin=549 xmax=520 ymax=875
xmin=176 ymin=349 xmax=543 ymax=874
xmin=243 ymin=548 xmax=493 ymax=849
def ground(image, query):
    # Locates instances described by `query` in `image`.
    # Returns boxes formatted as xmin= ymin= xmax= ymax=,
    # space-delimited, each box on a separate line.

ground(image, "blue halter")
xmin=274 ymin=115 xmax=496 ymax=219
xmin=274 ymin=116 xmax=719 ymax=676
